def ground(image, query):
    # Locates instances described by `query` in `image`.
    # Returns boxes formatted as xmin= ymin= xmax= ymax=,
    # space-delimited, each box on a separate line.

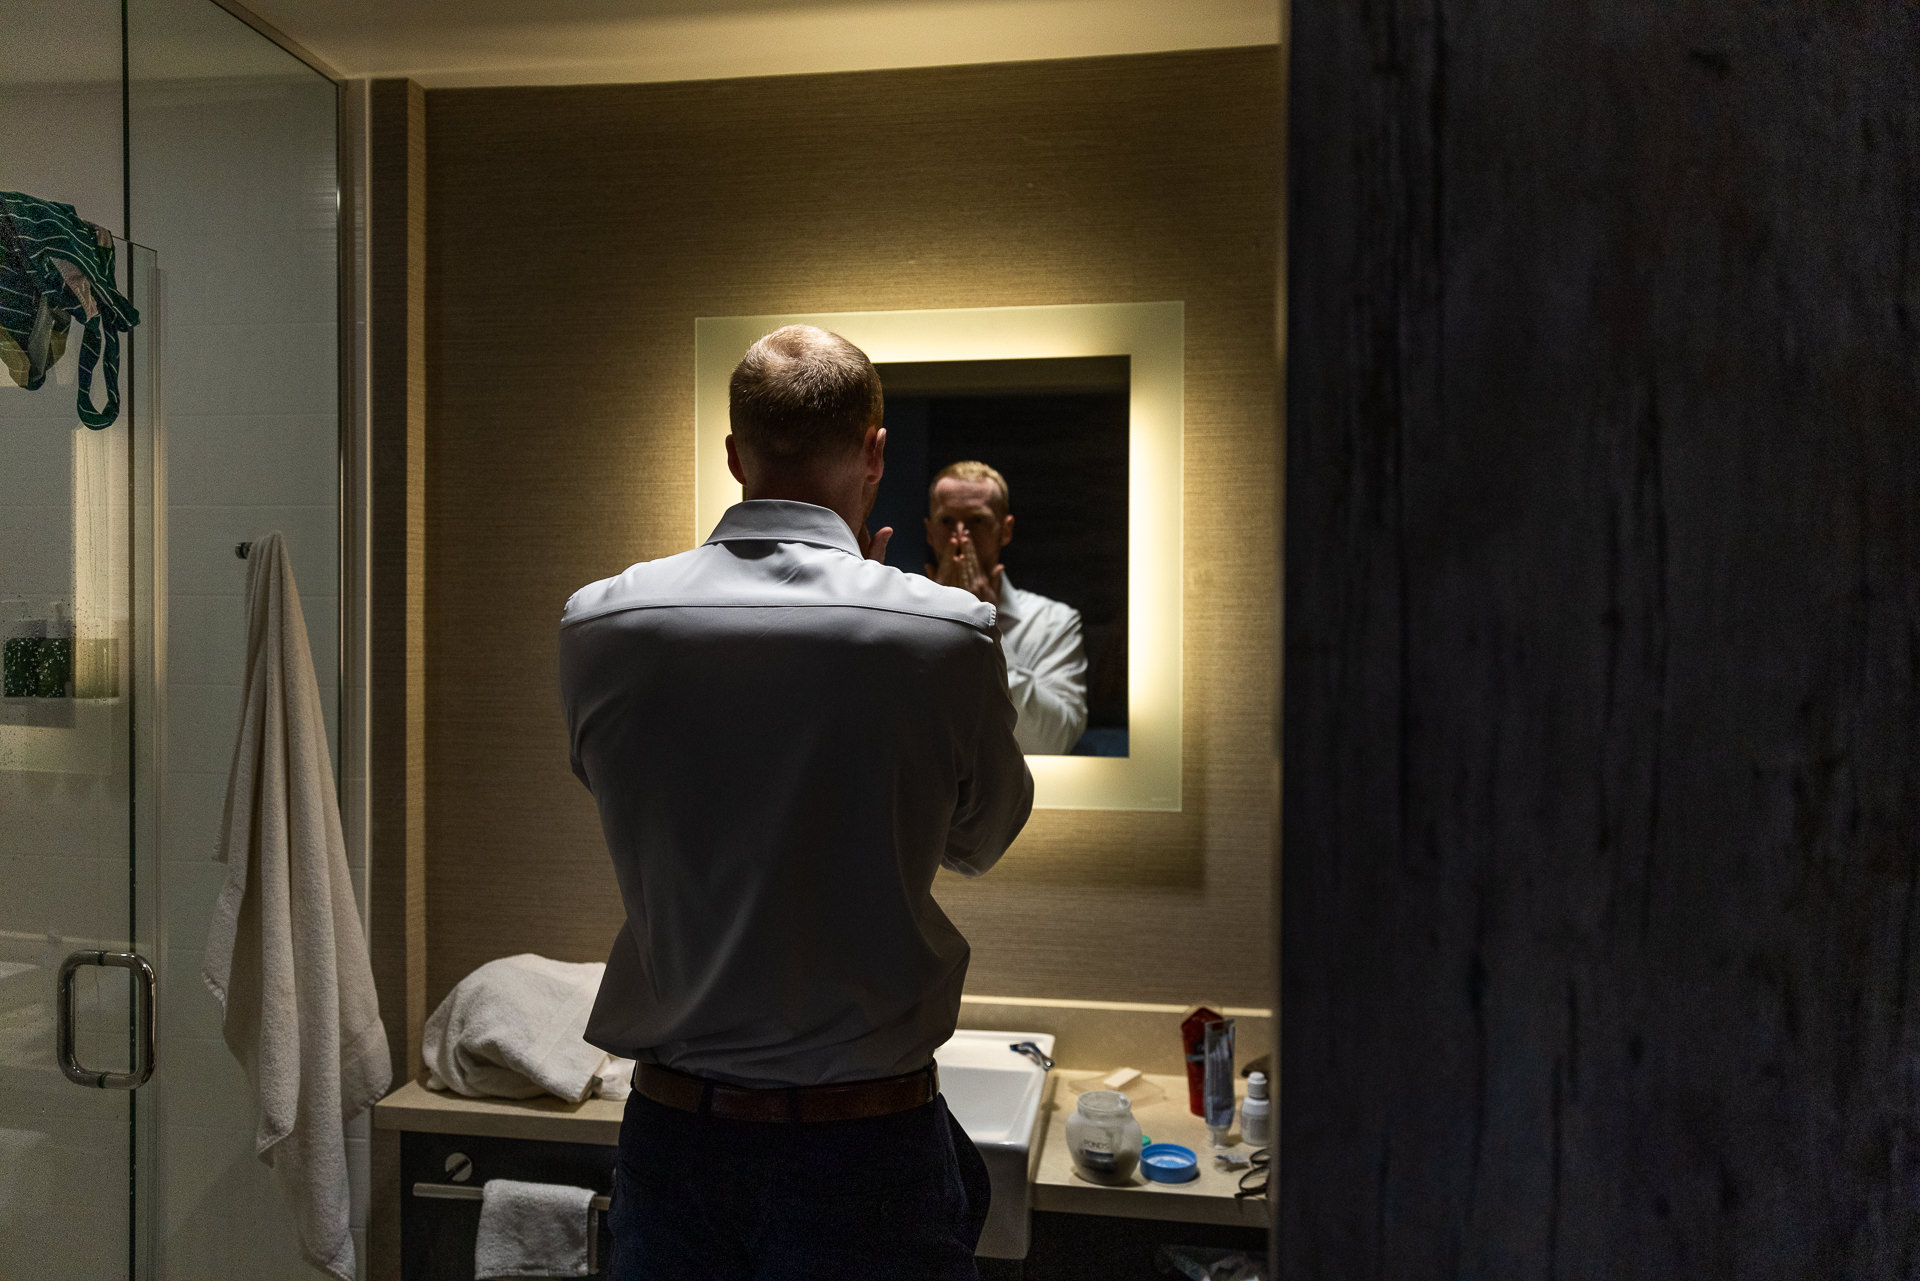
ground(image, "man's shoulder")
xmin=561 ymin=543 xmax=713 ymax=628
xmin=561 ymin=544 xmax=998 ymax=636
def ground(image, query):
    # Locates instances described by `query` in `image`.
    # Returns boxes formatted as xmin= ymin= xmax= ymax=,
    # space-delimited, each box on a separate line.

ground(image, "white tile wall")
xmin=164 ymin=506 xmax=340 ymax=596
xmin=169 ymin=413 xmax=341 ymax=505
xmin=167 ymin=683 xmax=248 ymax=775
xmin=0 ymin=373 xmax=82 ymax=606
xmin=167 ymin=322 xmax=339 ymax=416
xmin=0 ymin=11 xmax=126 ymax=238
xmin=160 ymin=768 xmax=228 ymax=862
xmin=157 ymin=946 xmax=223 ymax=1042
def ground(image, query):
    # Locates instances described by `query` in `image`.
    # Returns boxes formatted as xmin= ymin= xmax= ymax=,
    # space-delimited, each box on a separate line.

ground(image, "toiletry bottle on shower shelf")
xmin=3 ymin=607 xmax=45 ymax=698
xmin=1240 ymin=1070 xmax=1271 ymax=1146
xmin=38 ymin=600 xmax=73 ymax=698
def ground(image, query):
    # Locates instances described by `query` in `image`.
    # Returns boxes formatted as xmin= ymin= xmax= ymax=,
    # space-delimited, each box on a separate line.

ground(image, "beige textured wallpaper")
xmin=423 ymin=48 xmax=1279 ymax=1018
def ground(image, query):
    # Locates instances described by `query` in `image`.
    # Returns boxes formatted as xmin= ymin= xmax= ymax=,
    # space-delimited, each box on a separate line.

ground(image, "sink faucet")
xmin=1009 ymin=1041 xmax=1054 ymax=1071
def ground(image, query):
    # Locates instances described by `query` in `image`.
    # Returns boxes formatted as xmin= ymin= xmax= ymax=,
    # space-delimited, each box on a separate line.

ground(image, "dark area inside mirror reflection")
xmin=870 ymin=356 xmax=1129 ymax=757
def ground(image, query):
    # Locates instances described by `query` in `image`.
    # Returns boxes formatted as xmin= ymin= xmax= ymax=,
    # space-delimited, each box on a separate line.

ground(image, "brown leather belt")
xmin=635 ymin=1061 xmax=939 ymax=1124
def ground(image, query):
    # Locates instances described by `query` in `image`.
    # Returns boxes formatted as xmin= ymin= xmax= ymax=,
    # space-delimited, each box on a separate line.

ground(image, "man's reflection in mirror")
xmin=924 ymin=461 xmax=1090 ymax=754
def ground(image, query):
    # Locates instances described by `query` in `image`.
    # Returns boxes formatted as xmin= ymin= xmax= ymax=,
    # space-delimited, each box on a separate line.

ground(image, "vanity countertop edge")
xmin=373 ymin=1080 xmax=626 ymax=1146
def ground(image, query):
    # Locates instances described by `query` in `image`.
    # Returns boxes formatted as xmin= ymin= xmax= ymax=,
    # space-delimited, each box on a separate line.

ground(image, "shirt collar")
xmin=995 ymin=571 xmax=1026 ymax=623
xmin=704 ymin=499 xmax=863 ymax=558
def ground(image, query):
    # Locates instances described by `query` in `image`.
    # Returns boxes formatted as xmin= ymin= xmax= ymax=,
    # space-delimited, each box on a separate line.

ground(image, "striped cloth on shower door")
xmin=0 ymin=190 xmax=140 ymax=428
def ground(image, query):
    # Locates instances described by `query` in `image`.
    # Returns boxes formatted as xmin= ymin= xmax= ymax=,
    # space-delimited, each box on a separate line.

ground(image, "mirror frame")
xmin=694 ymin=302 xmax=1183 ymax=812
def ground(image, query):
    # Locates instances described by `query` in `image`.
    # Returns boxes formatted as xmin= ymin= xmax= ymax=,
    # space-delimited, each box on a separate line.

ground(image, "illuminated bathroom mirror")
xmin=870 ymin=355 xmax=1128 ymax=759
xmin=695 ymin=302 xmax=1182 ymax=811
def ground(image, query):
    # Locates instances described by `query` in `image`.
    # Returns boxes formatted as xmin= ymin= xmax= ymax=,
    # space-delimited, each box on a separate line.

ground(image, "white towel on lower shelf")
xmin=424 ymin=954 xmax=616 ymax=1102
xmin=475 ymin=1178 xmax=596 ymax=1279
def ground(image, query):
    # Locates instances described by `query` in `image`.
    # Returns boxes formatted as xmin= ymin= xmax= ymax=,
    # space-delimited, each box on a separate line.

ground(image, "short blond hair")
xmin=929 ymin=460 xmax=1010 ymax=517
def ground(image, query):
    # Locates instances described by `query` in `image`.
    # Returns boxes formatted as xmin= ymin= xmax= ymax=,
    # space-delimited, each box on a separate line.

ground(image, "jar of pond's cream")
xmin=1065 ymin=1090 xmax=1143 ymax=1184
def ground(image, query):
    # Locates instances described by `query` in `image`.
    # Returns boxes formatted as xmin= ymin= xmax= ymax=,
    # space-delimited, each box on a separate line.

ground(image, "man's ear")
xmin=863 ymin=423 xmax=887 ymax=484
xmin=1000 ymin=512 xmax=1015 ymax=549
xmin=726 ymin=434 xmax=746 ymax=486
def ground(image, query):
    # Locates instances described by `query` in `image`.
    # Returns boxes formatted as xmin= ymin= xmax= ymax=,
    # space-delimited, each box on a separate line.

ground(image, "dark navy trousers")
xmin=608 ymin=1088 xmax=991 ymax=1280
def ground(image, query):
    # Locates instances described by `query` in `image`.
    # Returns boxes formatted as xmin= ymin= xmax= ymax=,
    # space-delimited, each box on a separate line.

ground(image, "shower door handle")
xmin=56 ymin=950 xmax=157 ymax=1089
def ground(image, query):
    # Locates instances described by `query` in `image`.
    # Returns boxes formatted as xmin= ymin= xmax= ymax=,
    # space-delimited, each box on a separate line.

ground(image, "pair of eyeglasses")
xmin=1235 ymin=1147 xmax=1269 ymax=1199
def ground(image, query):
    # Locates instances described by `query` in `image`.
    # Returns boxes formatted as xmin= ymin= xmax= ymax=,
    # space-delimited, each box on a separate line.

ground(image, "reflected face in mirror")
xmin=867 ymin=358 xmax=1129 ymax=759
xmin=925 ymin=473 xmax=1014 ymax=603
xmin=927 ymin=478 xmax=1013 ymax=571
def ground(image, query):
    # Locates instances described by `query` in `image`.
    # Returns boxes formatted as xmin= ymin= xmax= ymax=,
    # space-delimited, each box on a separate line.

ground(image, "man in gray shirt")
xmin=559 ymin=324 xmax=1033 ymax=1280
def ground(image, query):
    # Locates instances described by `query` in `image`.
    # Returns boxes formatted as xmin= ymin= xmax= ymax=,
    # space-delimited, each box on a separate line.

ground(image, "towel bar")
xmin=411 ymin=1180 xmax=609 ymax=1272
xmin=412 ymin=1181 xmax=611 ymax=1211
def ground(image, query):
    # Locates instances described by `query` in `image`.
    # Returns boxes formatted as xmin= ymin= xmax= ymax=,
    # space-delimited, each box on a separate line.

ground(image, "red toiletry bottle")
xmin=1180 ymin=1004 xmax=1224 ymax=1116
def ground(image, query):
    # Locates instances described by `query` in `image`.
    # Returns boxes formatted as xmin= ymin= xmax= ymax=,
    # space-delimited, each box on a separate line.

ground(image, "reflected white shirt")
xmin=558 ymin=500 xmax=1033 ymax=1087
xmin=997 ymin=574 xmax=1089 ymax=755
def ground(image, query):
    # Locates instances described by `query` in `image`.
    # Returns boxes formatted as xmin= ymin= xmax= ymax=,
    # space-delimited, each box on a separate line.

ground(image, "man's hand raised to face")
xmin=858 ymin=523 xmax=893 ymax=562
xmin=926 ymin=526 xmax=1003 ymax=608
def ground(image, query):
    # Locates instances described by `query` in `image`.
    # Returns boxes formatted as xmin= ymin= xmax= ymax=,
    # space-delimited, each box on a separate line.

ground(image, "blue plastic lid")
xmin=1140 ymin=1142 xmax=1199 ymax=1183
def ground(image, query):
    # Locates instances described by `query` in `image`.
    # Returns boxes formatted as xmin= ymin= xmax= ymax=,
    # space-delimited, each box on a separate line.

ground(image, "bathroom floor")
xmin=1000 ymin=1211 xmax=1268 ymax=1281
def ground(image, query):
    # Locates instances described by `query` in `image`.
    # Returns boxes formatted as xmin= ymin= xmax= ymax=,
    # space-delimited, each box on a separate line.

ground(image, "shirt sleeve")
xmin=943 ymin=630 xmax=1034 ymax=878
xmin=556 ymin=614 xmax=594 ymax=792
xmin=1004 ymin=604 xmax=1090 ymax=756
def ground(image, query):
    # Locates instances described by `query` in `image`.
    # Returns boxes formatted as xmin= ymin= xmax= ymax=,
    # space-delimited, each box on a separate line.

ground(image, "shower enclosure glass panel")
xmin=2 ymin=0 xmax=342 ymax=1276
xmin=127 ymin=2 xmax=345 ymax=1273
xmin=0 ymin=238 xmax=160 ymax=1281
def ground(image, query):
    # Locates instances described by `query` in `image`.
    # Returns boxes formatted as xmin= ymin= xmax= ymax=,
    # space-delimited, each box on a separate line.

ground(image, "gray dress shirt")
xmin=559 ymin=499 xmax=1033 ymax=1087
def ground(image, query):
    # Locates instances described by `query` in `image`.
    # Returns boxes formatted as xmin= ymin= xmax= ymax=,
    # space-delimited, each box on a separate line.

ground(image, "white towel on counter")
xmin=592 ymin=1055 xmax=634 ymax=1101
xmin=425 ymin=954 xmax=629 ymax=1102
xmin=203 ymin=532 xmax=392 ymax=1281
xmin=475 ymin=1179 xmax=597 ymax=1279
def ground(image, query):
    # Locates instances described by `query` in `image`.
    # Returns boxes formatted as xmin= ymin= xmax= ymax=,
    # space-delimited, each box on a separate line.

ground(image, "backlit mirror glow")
xmin=695 ymin=303 xmax=1181 ymax=811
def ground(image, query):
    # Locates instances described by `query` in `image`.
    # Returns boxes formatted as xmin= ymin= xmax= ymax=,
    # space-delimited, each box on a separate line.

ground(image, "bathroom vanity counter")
xmin=1031 ymin=1072 xmax=1268 ymax=1227
xmin=378 ymin=1070 xmax=1269 ymax=1229
xmin=374 ymin=1080 xmax=626 ymax=1146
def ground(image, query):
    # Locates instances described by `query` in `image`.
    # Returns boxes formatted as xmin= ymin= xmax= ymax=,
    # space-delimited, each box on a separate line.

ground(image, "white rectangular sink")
xmin=934 ymin=1028 xmax=1055 ymax=1259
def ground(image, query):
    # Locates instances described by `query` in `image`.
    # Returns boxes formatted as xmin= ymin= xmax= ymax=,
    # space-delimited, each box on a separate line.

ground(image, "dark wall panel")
xmin=368 ymin=77 xmax=428 ymax=1091
xmin=1281 ymin=3 xmax=1920 ymax=1276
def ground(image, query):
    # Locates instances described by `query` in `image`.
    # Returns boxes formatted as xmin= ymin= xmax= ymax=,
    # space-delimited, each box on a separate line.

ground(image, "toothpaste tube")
xmin=1202 ymin=1018 xmax=1236 ymax=1146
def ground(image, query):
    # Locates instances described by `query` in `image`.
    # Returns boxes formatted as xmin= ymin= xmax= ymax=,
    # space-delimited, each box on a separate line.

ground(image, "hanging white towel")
xmin=475 ymin=1179 xmax=597 ymax=1279
xmin=203 ymin=531 xmax=391 ymax=1281
xmin=424 ymin=954 xmax=616 ymax=1103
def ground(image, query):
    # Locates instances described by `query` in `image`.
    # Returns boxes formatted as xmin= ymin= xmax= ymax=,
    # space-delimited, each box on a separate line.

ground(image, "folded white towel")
xmin=594 ymin=1056 xmax=636 ymax=1101
xmin=424 ymin=954 xmax=612 ymax=1102
xmin=475 ymin=1178 xmax=596 ymax=1279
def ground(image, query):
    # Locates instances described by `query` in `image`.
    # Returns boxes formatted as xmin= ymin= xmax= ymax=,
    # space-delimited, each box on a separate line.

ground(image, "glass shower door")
xmin=0 ymin=238 xmax=159 ymax=1281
